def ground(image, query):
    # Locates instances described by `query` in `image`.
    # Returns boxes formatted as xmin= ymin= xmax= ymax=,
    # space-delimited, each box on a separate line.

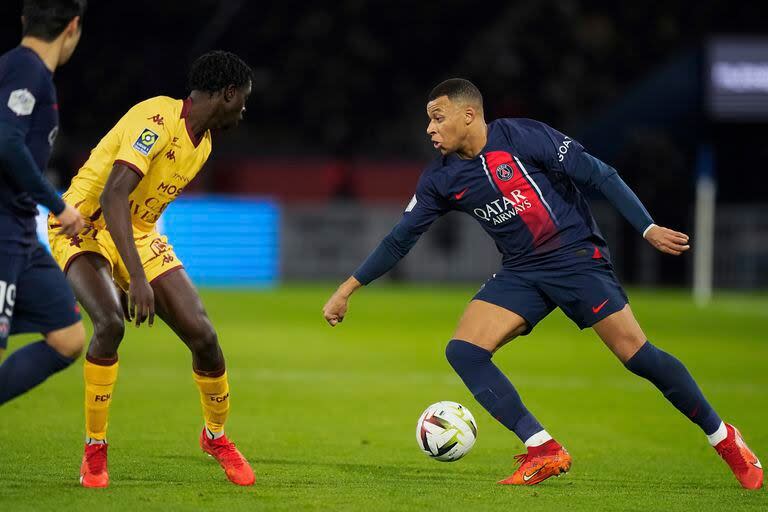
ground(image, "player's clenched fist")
xmin=323 ymin=276 xmax=362 ymax=326
xmin=644 ymin=224 xmax=690 ymax=256
xmin=323 ymin=291 xmax=349 ymax=326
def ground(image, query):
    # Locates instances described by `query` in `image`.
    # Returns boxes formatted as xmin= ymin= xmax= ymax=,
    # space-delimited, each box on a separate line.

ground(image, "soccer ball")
xmin=416 ymin=401 xmax=477 ymax=462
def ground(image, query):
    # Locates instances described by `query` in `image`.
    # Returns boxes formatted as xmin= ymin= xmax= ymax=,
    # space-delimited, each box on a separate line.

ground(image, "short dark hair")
xmin=428 ymin=78 xmax=483 ymax=110
xmin=188 ymin=51 xmax=253 ymax=94
xmin=22 ymin=0 xmax=86 ymax=41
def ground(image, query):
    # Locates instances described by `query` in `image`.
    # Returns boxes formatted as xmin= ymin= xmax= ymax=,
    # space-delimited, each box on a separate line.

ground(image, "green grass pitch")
xmin=0 ymin=285 xmax=766 ymax=511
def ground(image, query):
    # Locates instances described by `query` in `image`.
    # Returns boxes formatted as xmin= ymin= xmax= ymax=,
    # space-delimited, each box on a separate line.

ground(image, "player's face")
xmin=58 ymin=17 xmax=82 ymax=65
xmin=426 ymin=96 xmax=469 ymax=155
xmin=219 ymin=82 xmax=252 ymax=129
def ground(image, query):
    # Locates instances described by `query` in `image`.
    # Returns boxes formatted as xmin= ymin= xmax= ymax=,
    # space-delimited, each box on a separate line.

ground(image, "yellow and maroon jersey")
xmin=63 ymin=96 xmax=211 ymax=233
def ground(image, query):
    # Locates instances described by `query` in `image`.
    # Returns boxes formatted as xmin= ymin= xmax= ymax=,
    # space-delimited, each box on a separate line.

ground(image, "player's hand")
xmin=56 ymin=204 xmax=85 ymax=237
xmin=128 ymin=276 xmax=155 ymax=327
xmin=323 ymin=291 xmax=349 ymax=327
xmin=644 ymin=224 xmax=690 ymax=256
xmin=119 ymin=288 xmax=131 ymax=322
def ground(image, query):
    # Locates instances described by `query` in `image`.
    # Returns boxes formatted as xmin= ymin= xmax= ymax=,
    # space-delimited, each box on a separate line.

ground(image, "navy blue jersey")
xmin=0 ymin=46 xmax=61 ymax=222
xmin=354 ymin=118 xmax=654 ymax=284
xmin=409 ymin=118 xmax=603 ymax=266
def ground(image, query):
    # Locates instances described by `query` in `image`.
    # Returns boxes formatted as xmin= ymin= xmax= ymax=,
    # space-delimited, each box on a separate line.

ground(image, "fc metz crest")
xmin=496 ymin=163 xmax=513 ymax=181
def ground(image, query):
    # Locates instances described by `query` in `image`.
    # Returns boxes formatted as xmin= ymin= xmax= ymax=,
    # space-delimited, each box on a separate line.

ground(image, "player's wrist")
xmin=642 ymin=223 xmax=657 ymax=239
xmin=337 ymin=276 xmax=362 ymax=298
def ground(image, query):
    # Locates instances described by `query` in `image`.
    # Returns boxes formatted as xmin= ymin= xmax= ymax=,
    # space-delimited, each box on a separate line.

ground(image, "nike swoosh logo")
xmin=523 ymin=465 xmax=546 ymax=482
xmin=592 ymin=299 xmax=609 ymax=314
xmin=454 ymin=188 xmax=469 ymax=200
xmin=753 ymin=459 xmax=762 ymax=469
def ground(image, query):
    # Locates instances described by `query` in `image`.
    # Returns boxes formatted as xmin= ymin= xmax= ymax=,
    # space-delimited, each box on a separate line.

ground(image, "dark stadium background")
xmin=1 ymin=0 xmax=766 ymax=287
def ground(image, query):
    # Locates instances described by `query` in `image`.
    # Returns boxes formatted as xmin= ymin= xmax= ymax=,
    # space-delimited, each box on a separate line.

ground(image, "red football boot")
xmin=714 ymin=423 xmax=763 ymax=489
xmin=498 ymin=439 xmax=571 ymax=485
xmin=80 ymin=443 xmax=109 ymax=488
xmin=199 ymin=428 xmax=255 ymax=486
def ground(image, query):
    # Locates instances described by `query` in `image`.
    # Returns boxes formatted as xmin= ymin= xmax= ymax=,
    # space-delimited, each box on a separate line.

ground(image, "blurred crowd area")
xmin=2 ymin=1 xmax=766 ymax=285
xmin=1 ymin=1 xmax=762 ymax=156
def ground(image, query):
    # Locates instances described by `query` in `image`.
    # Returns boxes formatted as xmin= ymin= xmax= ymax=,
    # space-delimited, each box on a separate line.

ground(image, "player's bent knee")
xmin=93 ymin=313 xmax=125 ymax=344
xmin=187 ymin=323 xmax=219 ymax=356
xmin=45 ymin=321 xmax=87 ymax=359
xmin=445 ymin=339 xmax=490 ymax=367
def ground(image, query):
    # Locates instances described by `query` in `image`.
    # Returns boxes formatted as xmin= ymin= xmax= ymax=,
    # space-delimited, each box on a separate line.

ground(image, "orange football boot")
xmin=199 ymin=428 xmax=255 ymax=486
xmin=498 ymin=439 xmax=571 ymax=485
xmin=714 ymin=423 xmax=763 ymax=490
xmin=80 ymin=443 xmax=109 ymax=488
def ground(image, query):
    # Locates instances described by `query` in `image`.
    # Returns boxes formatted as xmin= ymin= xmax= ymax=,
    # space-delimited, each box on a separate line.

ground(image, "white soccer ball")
xmin=416 ymin=401 xmax=477 ymax=462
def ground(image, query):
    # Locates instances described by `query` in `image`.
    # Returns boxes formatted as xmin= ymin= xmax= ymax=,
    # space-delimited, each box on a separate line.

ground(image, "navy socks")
xmin=625 ymin=341 xmax=721 ymax=435
xmin=445 ymin=339 xmax=543 ymax=442
xmin=0 ymin=340 xmax=75 ymax=405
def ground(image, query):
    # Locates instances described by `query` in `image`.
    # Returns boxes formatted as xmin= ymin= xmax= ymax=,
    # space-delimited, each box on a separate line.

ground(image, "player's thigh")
xmin=592 ymin=304 xmax=647 ymax=363
xmin=66 ymin=252 xmax=125 ymax=337
xmin=151 ymin=267 xmax=215 ymax=344
xmin=10 ymin=245 xmax=82 ymax=353
xmin=458 ymin=271 xmax=554 ymax=352
xmin=453 ymin=300 xmax=529 ymax=353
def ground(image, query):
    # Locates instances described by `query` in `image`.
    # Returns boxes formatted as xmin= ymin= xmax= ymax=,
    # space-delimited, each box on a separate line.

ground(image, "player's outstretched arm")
xmin=323 ymin=172 xmax=448 ymax=327
xmin=101 ymin=163 xmax=154 ymax=327
xmin=322 ymin=210 xmax=438 ymax=328
xmin=567 ymin=152 xmax=690 ymax=256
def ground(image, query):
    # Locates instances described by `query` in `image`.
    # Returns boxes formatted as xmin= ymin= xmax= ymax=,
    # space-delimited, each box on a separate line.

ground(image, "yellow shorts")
xmin=48 ymin=220 xmax=183 ymax=291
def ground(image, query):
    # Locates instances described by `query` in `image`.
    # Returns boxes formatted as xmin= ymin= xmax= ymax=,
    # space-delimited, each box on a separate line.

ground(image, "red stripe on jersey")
xmin=485 ymin=150 xmax=557 ymax=248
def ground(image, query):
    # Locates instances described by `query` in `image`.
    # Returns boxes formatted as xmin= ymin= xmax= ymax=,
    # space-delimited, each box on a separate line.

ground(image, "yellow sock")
xmin=193 ymin=370 xmax=230 ymax=434
xmin=84 ymin=359 xmax=118 ymax=441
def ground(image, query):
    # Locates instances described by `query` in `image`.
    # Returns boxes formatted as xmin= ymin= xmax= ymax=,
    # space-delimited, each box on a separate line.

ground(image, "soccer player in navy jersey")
xmin=323 ymin=78 xmax=762 ymax=489
xmin=0 ymin=0 xmax=87 ymax=405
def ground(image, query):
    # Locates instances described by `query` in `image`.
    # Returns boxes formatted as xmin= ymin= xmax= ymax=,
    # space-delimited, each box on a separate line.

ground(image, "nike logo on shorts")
xmin=592 ymin=299 xmax=609 ymax=314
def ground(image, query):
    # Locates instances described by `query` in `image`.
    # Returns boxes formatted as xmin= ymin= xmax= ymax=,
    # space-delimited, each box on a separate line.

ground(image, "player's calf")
xmin=184 ymin=321 xmax=225 ymax=372
xmin=624 ymin=341 xmax=722 ymax=435
xmin=46 ymin=321 xmax=86 ymax=359
xmin=0 ymin=325 xmax=81 ymax=405
xmin=445 ymin=339 xmax=547 ymax=443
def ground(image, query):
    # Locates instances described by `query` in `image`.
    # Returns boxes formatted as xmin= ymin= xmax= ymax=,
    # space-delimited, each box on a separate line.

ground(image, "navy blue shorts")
xmin=0 ymin=240 xmax=81 ymax=350
xmin=473 ymin=243 xmax=628 ymax=334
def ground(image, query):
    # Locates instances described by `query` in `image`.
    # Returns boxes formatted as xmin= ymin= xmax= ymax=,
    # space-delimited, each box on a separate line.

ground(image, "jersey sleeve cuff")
xmin=114 ymin=159 xmax=145 ymax=177
xmin=48 ymin=196 xmax=66 ymax=216
xmin=642 ymin=223 xmax=656 ymax=238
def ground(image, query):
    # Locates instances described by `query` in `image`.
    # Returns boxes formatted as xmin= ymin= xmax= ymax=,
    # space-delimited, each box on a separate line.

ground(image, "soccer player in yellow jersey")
xmin=47 ymin=51 xmax=254 ymax=488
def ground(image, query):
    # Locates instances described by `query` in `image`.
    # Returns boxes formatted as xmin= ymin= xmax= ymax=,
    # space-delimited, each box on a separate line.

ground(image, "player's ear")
xmin=223 ymin=84 xmax=237 ymax=103
xmin=464 ymin=107 xmax=476 ymax=126
xmin=65 ymin=16 xmax=80 ymax=37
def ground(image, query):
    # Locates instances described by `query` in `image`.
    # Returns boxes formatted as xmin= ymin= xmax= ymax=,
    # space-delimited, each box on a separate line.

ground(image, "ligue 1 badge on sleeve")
xmin=7 ymin=88 xmax=36 ymax=116
xmin=496 ymin=163 xmax=513 ymax=181
xmin=133 ymin=128 xmax=159 ymax=156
